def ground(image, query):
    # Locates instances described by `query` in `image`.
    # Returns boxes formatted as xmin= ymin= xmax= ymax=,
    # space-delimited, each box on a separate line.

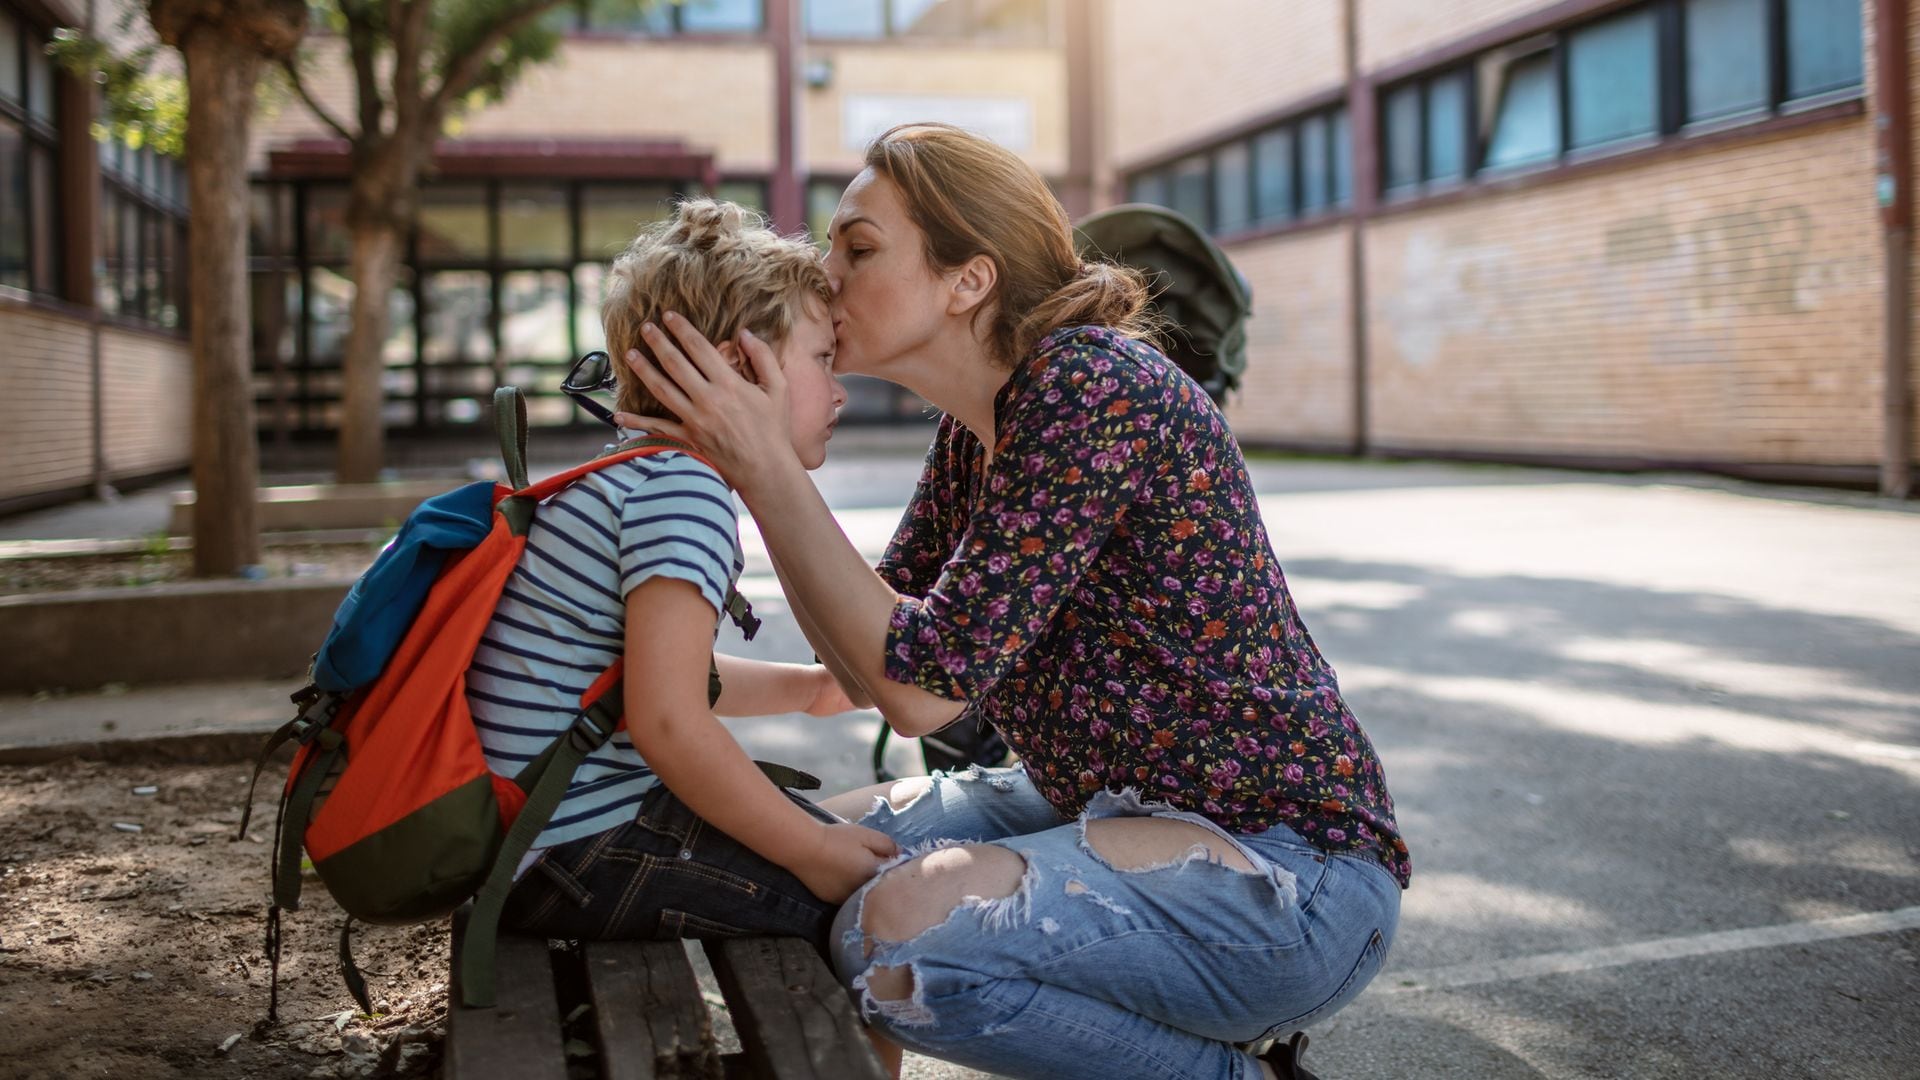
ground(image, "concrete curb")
xmin=0 ymin=577 xmax=352 ymax=692
xmin=0 ymin=728 xmax=294 ymax=766
xmin=169 ymin=480 xmax=453 ymax=534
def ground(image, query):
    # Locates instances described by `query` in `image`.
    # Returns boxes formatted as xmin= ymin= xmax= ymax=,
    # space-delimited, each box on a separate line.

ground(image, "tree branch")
xmin=424 ymin=0 xmax=571 ymax=125
xmin=280 ymin=55 xmax=354 ymax=142
xmin=342 ymin=0 xmax=387 ymax=140
xmin=389 ymin=0 xmax=431 ymax=145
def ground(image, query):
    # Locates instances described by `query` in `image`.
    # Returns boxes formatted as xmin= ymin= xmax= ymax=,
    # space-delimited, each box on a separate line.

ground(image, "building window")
xmin=1685 ymin=0 xmax=1769 ymax=123
xmin=1423 ymin=69 xmax=1470 ymax=183
xmin=807 ymin=177 xmax=846 ymax=246
xmin=1566 ymin=7 xmax=1658 ymax=150
xmin=99 ymin=141 xmax=186 ymax=327
xmin=1251 ymin=127 xmax=1293 ymax=224
xmin=807 ymin=0 xmax=1048 ymax=43
xmin=0 ymin=7 xmax=62 ymax=298
xmin=1482 ymin=45 xmax=1559 ymax=170
xmin=252 ymin=177 xmax=769 ymax=435
xmin=554 ymin=0 xmax=765 ymax=34
xmin=1123 ymin=103 xmax=1348 ymax=238
xmin=1381 ymin=0 xmax=1864 ymax=198
xmin=1211 ymin=141 xmax=1251 ymax=235
xmin=1784 ymin=0 xmax=1863 ymax=101
xmin=1168 ymin=154 xmax=1209 ymax=227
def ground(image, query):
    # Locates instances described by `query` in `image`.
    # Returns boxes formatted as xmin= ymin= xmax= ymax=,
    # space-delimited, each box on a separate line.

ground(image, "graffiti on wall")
xmin=1607 ymin=204 xmax=1816 ymax=316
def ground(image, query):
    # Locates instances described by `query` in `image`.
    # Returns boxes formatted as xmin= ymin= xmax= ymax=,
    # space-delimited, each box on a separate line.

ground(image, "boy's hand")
xmin=803 ymin=665 xmax=861 ymax=716
xmin=789 ymin=822 xmax=898 ymax=904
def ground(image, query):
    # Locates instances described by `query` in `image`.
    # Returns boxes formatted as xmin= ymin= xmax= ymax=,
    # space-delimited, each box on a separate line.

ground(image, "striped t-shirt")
xmin=467 ymin=447 xmax=744 ymax=853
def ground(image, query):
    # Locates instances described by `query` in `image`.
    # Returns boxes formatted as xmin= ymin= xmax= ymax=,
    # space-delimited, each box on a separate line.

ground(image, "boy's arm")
xmin=710 ymin=653 xmax=857 ymax=717
xmin=624 ymin=577 xmax=894 ymax=902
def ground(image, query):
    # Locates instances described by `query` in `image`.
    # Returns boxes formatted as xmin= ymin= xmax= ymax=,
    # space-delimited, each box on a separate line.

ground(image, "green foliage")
xmin=47 ymin=30 xmax=187 ymax=157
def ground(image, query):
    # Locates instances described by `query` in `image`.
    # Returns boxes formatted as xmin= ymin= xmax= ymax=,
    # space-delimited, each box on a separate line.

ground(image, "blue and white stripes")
xmin=468 ymin=450 xmax=744 ymax=851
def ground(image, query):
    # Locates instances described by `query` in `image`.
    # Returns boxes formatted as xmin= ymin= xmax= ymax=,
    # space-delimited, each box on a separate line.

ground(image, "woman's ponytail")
xmin=1012 ymin=259 xmax=1158 ymax=361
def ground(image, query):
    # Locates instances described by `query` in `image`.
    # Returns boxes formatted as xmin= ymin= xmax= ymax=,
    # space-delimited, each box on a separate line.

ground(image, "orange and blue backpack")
xmin=237 ymin=387 xmax=808 ymax=1017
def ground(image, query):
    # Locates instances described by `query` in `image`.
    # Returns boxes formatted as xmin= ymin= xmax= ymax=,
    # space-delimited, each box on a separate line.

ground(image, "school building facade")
xmin=2 ymin=0 xmax=1914 ymax=511
xmin=1102 ymin=0 xmax=1915 ymax=494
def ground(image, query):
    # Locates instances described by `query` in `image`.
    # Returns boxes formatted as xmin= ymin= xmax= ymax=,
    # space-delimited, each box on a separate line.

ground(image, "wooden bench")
xmin=445 ymin=910 xmax=888 ymax=1079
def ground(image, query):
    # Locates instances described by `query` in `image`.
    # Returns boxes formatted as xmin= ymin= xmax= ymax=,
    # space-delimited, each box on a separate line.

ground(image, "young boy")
xmin=469 ymin=199 xmax=894 ymax=946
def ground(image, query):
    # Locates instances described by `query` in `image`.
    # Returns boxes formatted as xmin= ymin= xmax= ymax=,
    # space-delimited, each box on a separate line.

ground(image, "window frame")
xmin=803 ymin=0 xmax=1053 ymax=45
xmin=1120 ymin=101 xmax=1352 ymax=242
xmin=251 ymin=175 xmax=773 ymax=436
xmin=0 ymin=7 xmax=64 ymax=301
xmin=552 ymin=0 xmax=768 ymax=37
xmin=1375 ymin=0 xmax=1865 ymax=201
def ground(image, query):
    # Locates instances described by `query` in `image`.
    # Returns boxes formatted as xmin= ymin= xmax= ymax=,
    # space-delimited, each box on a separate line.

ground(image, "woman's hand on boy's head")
xmin=612 ymin=314 xmax=796 ymax=495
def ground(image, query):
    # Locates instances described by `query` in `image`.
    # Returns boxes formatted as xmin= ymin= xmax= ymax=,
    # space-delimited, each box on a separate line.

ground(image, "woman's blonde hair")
xmin=602 ymin=198 xmax=831 ymax=420
xmin=863 ymin=122 xmax=1155 ymax=365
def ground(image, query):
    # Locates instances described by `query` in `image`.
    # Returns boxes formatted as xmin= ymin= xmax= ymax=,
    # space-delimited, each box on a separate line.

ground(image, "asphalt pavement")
xmin=3 ymin=444 xmax=1916 ymax=1078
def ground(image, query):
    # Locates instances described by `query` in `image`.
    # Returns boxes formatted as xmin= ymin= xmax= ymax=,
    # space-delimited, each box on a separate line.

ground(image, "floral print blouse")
xmin=879 ymin=325 xmax=1411 ymax=886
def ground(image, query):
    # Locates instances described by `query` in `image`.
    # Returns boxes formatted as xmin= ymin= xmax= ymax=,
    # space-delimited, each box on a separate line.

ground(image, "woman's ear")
xmin=946 ymin=254 xmax=998 ymax=317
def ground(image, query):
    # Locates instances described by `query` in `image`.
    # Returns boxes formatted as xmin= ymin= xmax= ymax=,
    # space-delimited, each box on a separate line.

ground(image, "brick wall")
xmin=1101 ymin=0 xmax=1345 ymax=170
xmin=0 ymin=305 xmax=95 ymax=501
xmin=0 ymin=307 xmax=191 ymax=504
xmin=99 ymin=327 xmax=193 ymax=482
xmin=801 ymin=44 xmax=1069 ymax=176
xmin=1362 ymin=116 xmax=1884 ymax=465
xmin=252 ymin=38 xmax=778 ymax=171
xmin=1219 ymin=225 xmax=1357 ymax=449
xmin=1358 ymin=0 xmax=1554 ymax=72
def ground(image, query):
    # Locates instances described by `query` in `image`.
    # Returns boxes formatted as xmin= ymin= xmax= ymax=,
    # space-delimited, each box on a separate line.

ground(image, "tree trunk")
xmin=149 ymin=0 xmax=303 ymax=577
xmin=336 ymin=152 xmax=422 ymax=483
xmin=179 ymin=32 xmax=264 ymax=576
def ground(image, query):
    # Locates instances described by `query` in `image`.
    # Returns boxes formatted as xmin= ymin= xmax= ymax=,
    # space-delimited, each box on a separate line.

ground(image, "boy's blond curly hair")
xmin=601 ymin=198 xmax=832 ymax=423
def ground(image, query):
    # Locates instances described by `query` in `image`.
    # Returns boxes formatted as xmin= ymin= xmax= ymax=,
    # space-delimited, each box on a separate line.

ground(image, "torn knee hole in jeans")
xmin=855 ymin=776 xmax=934 ymax=827
xmin=1074 ymin=788 xmax=1299 ymax=903
xmin=853 ymin=962 xmax=935 ymax=1027
xmin=849 ymin=846 xmax=1036 ymax=1024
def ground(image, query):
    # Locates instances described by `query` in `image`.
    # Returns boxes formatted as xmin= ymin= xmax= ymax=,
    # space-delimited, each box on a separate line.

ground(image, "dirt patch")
xmin=0 ymin=759 xmax=445 ymax=1079
xmin=0 ymin=543 xmax=382 ymax=596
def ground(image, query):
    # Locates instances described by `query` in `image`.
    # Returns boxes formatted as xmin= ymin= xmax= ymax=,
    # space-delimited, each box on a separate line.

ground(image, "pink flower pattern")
xmin=880 ymin=326 xmax=1410 ymax=886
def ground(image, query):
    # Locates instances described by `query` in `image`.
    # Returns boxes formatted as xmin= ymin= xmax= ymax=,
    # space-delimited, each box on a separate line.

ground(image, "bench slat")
xmin=703 ymin=937 xmax=887 ymax=1080
xmin=446 ymin=910 xmax=570 ymax=1080
xmin=584 ymin=940 xmax=721 ymax=1080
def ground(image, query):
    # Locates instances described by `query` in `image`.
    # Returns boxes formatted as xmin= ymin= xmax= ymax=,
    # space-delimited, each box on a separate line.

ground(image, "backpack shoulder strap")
xmin=493 ymin=387 xmax=530 ymax=491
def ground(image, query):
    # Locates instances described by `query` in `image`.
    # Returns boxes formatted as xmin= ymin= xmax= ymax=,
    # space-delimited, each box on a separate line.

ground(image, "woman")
xmin=615 ymin=124 xmax=1410 ymax=1080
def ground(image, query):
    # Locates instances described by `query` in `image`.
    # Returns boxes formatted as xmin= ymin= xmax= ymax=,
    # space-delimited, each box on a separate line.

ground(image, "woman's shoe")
xmin=1259 ymin=1032 xmax=1321 ymax=1080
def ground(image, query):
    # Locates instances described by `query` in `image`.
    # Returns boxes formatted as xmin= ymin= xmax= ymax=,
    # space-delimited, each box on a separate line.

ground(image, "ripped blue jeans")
xmin=831 ymin=766 xmax=1400 ymax=1080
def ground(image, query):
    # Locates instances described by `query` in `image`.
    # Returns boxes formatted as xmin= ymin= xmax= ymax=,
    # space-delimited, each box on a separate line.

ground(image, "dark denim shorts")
xmin=501 ymin=782 xmax=839 ymax=949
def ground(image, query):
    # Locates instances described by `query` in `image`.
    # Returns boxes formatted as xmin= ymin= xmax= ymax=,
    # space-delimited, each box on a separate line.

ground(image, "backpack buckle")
xmin=286 ymin=686 xmax=344 ymax=744
xmin=566 ymin=706 xmax=619 ymax=755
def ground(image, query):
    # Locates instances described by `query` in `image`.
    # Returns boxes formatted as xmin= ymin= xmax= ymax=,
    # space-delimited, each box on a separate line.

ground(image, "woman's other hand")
xmin=790 ymin=821 xmax=898 ymax=904
xmin=612 ymin=313 xmax=792 ymax=494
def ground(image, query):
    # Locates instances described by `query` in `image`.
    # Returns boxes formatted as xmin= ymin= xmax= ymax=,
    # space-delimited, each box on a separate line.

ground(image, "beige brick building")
xmin=1102 ymin=0 xmax=1915 ymax=493
xmin=3 ymin=0 xmax=1913 ymax=510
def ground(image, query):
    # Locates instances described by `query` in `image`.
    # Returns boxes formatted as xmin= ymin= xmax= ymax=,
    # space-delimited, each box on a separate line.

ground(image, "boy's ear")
xmin=715 ymin=338 xmax=761 ymax=385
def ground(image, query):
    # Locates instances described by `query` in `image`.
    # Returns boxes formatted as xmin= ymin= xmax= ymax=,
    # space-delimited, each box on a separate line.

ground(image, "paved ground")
xmin=3 ymin=444 xmax=1917 ymax=1078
